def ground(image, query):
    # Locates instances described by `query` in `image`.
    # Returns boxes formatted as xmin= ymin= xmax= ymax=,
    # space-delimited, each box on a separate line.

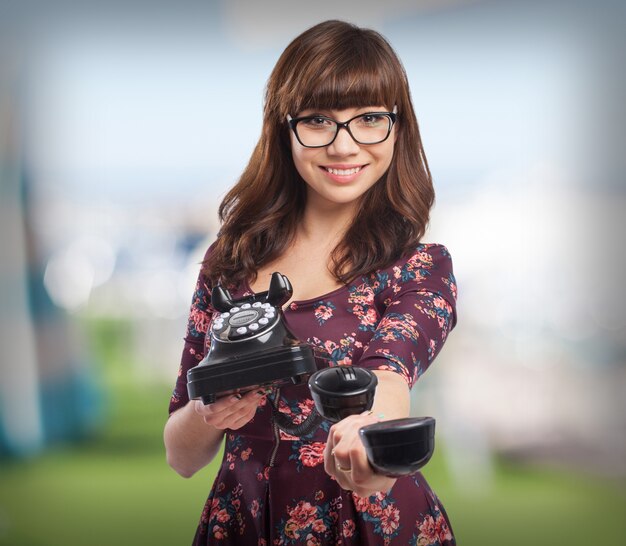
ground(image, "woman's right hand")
xmin=194 ymin=389 xmax=268 ymax=430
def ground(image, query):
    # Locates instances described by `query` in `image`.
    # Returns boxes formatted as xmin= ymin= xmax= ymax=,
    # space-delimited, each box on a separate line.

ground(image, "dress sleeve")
xmin=168 ymin=251 xmax=214 ymax=415
xmin=355 ymin=244 xmax=458 ymax=389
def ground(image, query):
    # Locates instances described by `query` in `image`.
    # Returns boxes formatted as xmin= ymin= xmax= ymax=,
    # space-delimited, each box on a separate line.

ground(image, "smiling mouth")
xmin=322 ymin=166 xmax=364 ymax=175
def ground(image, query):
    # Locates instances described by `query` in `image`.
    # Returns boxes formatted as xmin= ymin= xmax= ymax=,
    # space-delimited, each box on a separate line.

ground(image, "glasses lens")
xmin=294 ymin=117 xmax=337 ymax=147
xmin=348 ymin=114 xmax=392 ymax=145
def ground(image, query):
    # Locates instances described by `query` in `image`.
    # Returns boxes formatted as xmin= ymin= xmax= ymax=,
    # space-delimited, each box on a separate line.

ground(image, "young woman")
xmin=164 ymin=20 xmax=458 ymax=545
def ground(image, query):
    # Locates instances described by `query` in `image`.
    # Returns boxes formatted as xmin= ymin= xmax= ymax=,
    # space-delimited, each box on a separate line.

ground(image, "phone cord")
xmin=268 ymin=393 xmax=324 ymax=437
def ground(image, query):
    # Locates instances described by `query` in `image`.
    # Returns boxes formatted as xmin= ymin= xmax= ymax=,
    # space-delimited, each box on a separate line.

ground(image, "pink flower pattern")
xmin=313 ymin=301 xmax=336 ymax=325
xmin=171 ymin=244 xmax=457 ymax=545
xmin=298 ymin=442 xmax=326 ymax=468
xmin=412 ymin=506 xmax=454 ymax=545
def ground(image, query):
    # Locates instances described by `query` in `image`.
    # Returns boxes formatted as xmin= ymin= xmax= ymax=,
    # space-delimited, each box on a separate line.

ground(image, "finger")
xmin=334 ymin=438 xmax=361 ymax=491
xmin=332 ymin=466 xmax=354 ymax=492
xmin=211 ymin=392 xmax=265 ymax=428
xmin=236 ymin=392 xmax=267 ymax=417
xmin=207 ymin=408 xmax=246 ymax=429
xmin=198 ymin=389 xmax=265 ymax=416
xmin=328 ymin=434 xmax=352 ymax=473
xmin=333 ymin=427 xmax=372 ymax=491
xmin=333 ymin=450 xmax=352 ymax=473
xmin=195 ymin=394 xmax=242 ymax=417
xmin=228 ymin=408 xmax=258 ymax=430
xmin=325 ymin=428 xmax=351 ymax=479
xmin=240 ymin=388 xmax=261 ymax=399
xmin=323 ymin=428 xmax=337 ymax=476
xmin=198 ymin=399 xmax=243 ymax=426
xmin=344 ymin=434 xmax=372 ymax=485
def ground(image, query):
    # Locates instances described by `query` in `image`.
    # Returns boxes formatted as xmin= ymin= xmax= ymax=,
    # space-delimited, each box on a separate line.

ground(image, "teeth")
xmin=325 ymin=166 xmax=361 ymax=175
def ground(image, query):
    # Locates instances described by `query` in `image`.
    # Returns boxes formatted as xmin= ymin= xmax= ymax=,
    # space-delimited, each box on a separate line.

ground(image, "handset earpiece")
xmin=266 ymin=272 xmax=293 ymax=307
xmin=211 ymin=285 xmax=235 ymax=312
xmin=308 ymin=366 xmax=377 ymax=422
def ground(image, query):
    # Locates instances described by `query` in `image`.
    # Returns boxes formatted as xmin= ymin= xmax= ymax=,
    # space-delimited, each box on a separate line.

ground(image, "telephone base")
xmin=187 ymin=344 xmax=317 ymax=404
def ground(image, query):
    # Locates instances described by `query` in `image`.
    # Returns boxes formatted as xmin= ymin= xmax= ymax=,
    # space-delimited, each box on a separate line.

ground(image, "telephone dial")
xmin=186 ymin=272 xmax=317 ymax=405
xmin=187 ymin=272 xmax=435 ymax=477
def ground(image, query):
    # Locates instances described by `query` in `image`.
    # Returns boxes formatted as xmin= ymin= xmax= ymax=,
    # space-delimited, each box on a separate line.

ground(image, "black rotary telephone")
xmin=187 ymin=272 xmax=435 ymax=477
xmin=186 ymin=272 xmax=318 ymax=404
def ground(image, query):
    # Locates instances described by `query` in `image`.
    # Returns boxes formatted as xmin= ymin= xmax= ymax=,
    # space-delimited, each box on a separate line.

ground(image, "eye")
xmin=300 ymin=116 xmax=334 ymax=129
xmin=357 ymin=114 xmax=387 ymax=127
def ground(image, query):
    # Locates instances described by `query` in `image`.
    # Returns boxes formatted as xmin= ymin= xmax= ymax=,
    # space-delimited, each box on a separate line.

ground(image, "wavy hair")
xmin=206 ymin=20 xmax=434 ymax=286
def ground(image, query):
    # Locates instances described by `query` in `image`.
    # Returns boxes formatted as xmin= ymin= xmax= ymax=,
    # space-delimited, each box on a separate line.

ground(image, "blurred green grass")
xmin=0 ymin=381 xmax=219 ymax=546
xmin=1 ymin=318 xmax=625 ymax=545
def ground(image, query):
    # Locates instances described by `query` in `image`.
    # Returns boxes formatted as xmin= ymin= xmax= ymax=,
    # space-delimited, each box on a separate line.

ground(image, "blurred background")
xmin=1 ymin=0 xmax=625 ymax=544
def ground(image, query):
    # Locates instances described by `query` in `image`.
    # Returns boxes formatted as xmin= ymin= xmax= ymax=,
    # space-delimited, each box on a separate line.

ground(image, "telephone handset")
xmin=186 ymin=273 xmax=318 ymax=405
xmin=308 ymin=366 xmax=436 ymax=477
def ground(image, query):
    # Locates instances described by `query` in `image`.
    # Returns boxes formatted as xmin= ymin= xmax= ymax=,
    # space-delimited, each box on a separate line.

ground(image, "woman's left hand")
xmin=324 ymin=412 xmax=397 ymax=498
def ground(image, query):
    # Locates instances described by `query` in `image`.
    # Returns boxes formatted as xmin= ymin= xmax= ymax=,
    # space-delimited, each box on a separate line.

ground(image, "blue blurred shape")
xmin=0 ymin=62 xmax=102 ymax=457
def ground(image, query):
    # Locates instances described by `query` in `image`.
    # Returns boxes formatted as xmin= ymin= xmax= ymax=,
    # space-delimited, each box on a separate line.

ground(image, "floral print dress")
xmin=169 ymin=243 xmax=458 ymax=545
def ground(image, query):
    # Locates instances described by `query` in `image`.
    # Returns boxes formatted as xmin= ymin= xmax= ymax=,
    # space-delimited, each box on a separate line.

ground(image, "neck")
xmin=297 ymin=201 xmax=356 ymax=246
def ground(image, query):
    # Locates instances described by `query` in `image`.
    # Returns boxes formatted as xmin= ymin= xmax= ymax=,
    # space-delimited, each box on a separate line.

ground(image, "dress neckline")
xmin=243 ymin=279 xmax=351 ymax=307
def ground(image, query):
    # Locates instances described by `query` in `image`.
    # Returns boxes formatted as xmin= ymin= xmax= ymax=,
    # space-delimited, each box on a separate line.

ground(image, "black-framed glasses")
xmin=287 ymin=107 xmax=397 ymax=148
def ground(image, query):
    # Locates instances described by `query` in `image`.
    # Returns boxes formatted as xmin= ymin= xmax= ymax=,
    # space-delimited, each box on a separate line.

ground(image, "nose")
xmin=327 ymin=126 xmax=360 ymax=156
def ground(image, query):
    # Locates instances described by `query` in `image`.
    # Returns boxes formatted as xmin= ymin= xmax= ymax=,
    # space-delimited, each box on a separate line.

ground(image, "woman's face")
xmin=289 ymin=106 xmax=396 ymax=213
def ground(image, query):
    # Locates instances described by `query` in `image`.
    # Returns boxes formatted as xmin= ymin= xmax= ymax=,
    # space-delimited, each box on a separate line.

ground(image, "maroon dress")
xmin=169 ymin=243 xmax=458 ymax=545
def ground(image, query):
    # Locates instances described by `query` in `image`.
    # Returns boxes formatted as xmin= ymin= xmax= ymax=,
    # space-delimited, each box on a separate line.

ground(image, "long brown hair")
xmin=206 ymin=20 xmax=434 ymax=286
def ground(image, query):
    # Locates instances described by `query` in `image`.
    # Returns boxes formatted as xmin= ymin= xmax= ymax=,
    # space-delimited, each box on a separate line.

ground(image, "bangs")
xmin=281 ymin=34 xmax=403 ymax=116
xmin=299 ymin=69 xmax=398 ymax=113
